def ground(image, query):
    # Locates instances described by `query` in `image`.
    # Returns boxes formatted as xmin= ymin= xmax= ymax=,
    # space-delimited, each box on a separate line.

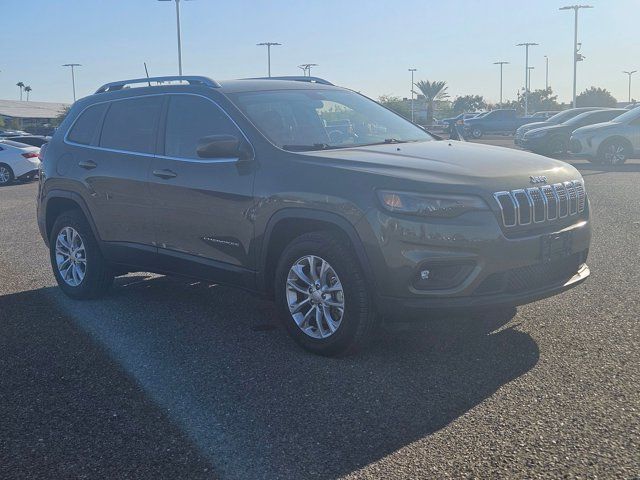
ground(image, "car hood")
xmin=302 ymin=140 xmax=579 ymax=192
xmin=572 ymin=121 xmax=619 ymax=136
xmin=518 ymin=121 xmax=551 ymax=133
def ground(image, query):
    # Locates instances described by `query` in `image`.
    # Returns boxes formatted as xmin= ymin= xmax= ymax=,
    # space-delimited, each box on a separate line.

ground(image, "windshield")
xmin=548 ymin=109 xmax=592 ymax=124
xmin=228 ymin=89 xmax=433 ymax=151
xmin=610 ymin=106 xmax=640 ymax=124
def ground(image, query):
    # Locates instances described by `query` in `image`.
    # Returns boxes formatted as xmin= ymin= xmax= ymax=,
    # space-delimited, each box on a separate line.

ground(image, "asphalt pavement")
xmin=0 ymin=150 xmax=638 ymax=479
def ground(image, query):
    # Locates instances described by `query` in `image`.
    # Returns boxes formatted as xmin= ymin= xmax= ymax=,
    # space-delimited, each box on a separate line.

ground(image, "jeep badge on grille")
xmin=530 ymin=175 xmax=548 ymax=184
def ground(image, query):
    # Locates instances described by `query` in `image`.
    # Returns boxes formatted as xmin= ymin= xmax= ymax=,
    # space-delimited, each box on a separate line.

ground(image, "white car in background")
xmin=0 ymin=140 xmax=41 ymax=186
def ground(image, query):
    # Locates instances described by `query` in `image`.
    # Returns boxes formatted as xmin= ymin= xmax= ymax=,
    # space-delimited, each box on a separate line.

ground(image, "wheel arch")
xmin=258 ymin=208 xmax=376 ymax=298
xmin=598 ymin=135 xmax=633 ymax=155
xmin=44 ymin=191 xmax=101 ymax=245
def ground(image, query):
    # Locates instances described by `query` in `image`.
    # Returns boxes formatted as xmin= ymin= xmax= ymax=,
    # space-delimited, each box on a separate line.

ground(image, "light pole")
xmin=408 ymin=68 xmax=417 ymax=122
xmin=623 ymin=70 xmax=637 ymax=103
xmin=62 ymin=63 xmax=81 ymax=102
xmin=158 ymin=0 xmax=191 ymax=76
xmin=544 ymin=55 xmax=549 ymax=90
xmin=493 ymin=61 xmax=509 ymax=106
xmin=257 ymin=42 xmax=281 ymax=77
xmin=516 ymin=43 xmax=538 ymax=115
xmin=528 ymin=66 xmax=535 ymax=91
xmin=560 ymin=5 xmax=593 ymax=107
xmin=298 ymin=63 xmax=318 ymax=77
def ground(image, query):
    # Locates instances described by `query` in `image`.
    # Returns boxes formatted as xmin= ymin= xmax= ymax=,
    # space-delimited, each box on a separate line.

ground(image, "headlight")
xmin=525 ymin=130 xmax=548 ymax=139
xmin=378 ymin=190 xmax=488 ymax=218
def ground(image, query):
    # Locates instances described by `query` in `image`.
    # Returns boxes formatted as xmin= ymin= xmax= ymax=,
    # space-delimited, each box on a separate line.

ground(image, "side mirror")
xmin=197 ymin=134 xmax=246 ymax=159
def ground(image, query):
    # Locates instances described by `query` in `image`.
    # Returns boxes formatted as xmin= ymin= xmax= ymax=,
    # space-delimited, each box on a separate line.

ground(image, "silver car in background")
xmin=514 ymin=107 xmax=601 ymax=145
xmin=570 ymin=106 xmax=640 ymax=164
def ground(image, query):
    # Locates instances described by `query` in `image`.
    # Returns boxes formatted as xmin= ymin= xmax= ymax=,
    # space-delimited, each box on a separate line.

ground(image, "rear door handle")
xmin=152 ymin=169 xmax=177 ymax=179
xmin=78 ymin=160 xmax=97 ymax=170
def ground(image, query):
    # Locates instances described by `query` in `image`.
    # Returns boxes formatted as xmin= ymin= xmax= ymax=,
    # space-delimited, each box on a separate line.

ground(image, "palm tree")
xmin=24 ymin=86 xmax=32 ymax=101
xmin=16 ymin=82 xmax=25 ymax=101
xmin=414 ymin=80 xmax=449 ymax=125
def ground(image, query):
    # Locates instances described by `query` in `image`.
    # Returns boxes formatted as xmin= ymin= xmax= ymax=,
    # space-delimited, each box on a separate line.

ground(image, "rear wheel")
xmin=274 ymin=232 xmax=376 ymax=356
xmin=50 ymin=210 xmax=114 ymax=299
xmin=0 ymin=164 xmax=14 ymax=186
xmin=598 ymin=139 xmax=630 ymax=165
xmin=470 ymin=127 xmax=483 ymax=139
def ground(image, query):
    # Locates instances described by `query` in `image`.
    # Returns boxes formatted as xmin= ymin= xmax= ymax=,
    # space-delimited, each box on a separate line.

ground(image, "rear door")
xmin=74 ymin=95 xmax=162 ymax=248
xmin=149 ymin=94 xmax=255 ymax=279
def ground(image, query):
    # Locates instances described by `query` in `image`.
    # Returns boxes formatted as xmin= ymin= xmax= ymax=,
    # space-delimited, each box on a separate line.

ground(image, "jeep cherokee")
xmin=37 ymin=75 xmax=591 ymax=356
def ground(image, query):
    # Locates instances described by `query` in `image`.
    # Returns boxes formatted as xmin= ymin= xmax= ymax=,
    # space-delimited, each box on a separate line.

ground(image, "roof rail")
xmin=95 ymin=76 xmax=220 ymax=94
xmin=246 ymin=76 xmax=334 ymax=86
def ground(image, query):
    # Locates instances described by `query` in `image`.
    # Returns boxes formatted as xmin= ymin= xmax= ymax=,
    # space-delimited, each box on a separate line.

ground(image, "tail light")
xmin=22 ymin=152 xmax=39 ymax=159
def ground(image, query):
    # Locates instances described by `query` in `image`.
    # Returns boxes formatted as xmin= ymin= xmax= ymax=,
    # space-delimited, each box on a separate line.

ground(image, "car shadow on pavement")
xmin=1 ymin=275 xmax=539 ymax=479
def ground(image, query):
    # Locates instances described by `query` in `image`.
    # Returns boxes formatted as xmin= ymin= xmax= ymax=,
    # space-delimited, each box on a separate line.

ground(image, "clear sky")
xmin=1 ymin=0 xmax=638 ymax=104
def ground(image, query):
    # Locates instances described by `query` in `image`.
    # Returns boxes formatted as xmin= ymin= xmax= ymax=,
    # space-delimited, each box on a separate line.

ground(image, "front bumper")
xmin=569 ymin=136 xmax=598 ymax=158
xmin=519 ymin=136 xmax=548 ymax=152
xmin=360 ymin=207 xmax=591 ymax=319
xmin=378 ymin=263 xmax=589 ymax=319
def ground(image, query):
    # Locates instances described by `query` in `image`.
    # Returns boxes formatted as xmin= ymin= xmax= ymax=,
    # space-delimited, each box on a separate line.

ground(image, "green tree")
xmin=414 ymin=80 xmax=448 ymax=125
xmin=576 ymin=87 xmax=617 ymax=107
xmin=378 ymin=94 xmax=411 ymax=120
xmin=16 ymin=81 xmax=25 ymax=101
xmin=53 ymin=106 xmax=71 ymax=126
xmin=452 ymin=95 xmax=488 ymax=114
xmin=24 ymin=86 xmax=32 ymax=101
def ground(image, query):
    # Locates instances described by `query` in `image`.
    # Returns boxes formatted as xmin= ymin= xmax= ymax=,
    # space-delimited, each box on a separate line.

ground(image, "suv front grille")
xmin=493 ymin=180 xmax=586 ymax=228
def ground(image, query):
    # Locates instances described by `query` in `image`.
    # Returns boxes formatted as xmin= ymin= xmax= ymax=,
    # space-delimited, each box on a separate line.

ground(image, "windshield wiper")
xmin=358 ymin=139 xmax=419 ymax=147
xmin=281 ymin=143 xmax=332 ymax=151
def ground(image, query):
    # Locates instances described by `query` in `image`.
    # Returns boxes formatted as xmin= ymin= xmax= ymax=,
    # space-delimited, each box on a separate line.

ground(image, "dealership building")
xmin=0 ymin=99 xmax=69 ymax=131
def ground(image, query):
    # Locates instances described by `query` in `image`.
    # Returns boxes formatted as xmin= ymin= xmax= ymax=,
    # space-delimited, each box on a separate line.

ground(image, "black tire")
xmin=49 ymin=209 xmax=114 ymax=299
xmin=598 ymin=138 xmax=630 ymax=165
xmin=471 ymin=127 xmax=483 ymax=139
xmin=0 ymin=163 xmax=15 ymax=186
xmin=274 ymin=231 xmax=376 ymax=356
xmin=547 ymin=135 xmax=568 ymax=156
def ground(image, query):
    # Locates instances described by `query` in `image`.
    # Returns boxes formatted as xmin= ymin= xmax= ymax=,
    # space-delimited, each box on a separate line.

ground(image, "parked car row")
xmin=463 ymin=109 xmax=534 ymax=138
xmin=513 ymin=105 xmax=640 ymax=164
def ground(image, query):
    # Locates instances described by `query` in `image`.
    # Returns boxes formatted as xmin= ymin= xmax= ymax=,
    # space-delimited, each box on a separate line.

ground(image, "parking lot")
xmin=1 ymin=142 xmax=639 ymax=478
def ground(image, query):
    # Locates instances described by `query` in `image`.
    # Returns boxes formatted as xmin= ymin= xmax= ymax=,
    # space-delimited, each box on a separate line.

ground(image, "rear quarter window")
xmin=67 ymin=103 xmax=108 ymax=145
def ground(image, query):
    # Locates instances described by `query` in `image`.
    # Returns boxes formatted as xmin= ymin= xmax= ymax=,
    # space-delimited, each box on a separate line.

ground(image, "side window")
xmin=67 ymin=103 xmax=108 ymax=145
xmin=100 ymin=96 xmax=162 ymax=154
xmin=165 ymin=95 xmax=241 ymax=159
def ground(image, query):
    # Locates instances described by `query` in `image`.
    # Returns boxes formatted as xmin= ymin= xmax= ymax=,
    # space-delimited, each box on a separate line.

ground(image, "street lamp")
xmin=257 ymin=42 xmax=282 ymax=77
xmin=544 ymin=55 xmax=549 ymax=90
xmin=158 ymin=0 xmax=192 ymax=76
xmin=298 ymin=63 xmax=318 ymax=77
xmin=528 ymin=66 xmax=535 ymax=91
xmin=560 ymin=5 xmax=593 ymax=107
xmin=516 ymin=42 xmax=538 ymax=115
xmin=493 ymin=61 xmax=509 ymax=106
xmin=408 ymin=68 xmax=417 ymax=122
xmin=62 ymin=63 xmax=81 ymax=102
xmin=623 ymin=70 xmax=637 ymax=103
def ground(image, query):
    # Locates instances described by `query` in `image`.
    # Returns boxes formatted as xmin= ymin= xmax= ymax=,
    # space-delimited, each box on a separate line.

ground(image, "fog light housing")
xmin=412 ymin=262 xmax=475 ymax=290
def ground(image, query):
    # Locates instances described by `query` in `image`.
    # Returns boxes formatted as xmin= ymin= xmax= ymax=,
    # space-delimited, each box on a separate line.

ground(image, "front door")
xmin=149 ymin=94 xmax=255 ymax=280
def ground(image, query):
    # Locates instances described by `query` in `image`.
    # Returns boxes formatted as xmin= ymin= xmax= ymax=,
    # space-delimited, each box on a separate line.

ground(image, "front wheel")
xmin=599 ymin=139 xmax=630 ymax=165
xmin=274 ymin=232 xmax=376 ymax=356
xmin=50 ymin=210 xmax=114 ymax=299
xmin=547 ymin=135 xmax=569 ymax=156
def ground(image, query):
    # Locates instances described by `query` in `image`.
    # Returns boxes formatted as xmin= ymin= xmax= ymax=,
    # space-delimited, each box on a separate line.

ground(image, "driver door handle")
xmin=152 ymin=169 xmax=178 ymax=179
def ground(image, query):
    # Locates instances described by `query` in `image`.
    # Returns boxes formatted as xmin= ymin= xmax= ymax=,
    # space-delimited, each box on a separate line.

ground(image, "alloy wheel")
xmin=604 ymin=143 xmax=626 ymax=165
xmin=0 ymin=166 xmax=10 ymax=184
xmin=55 ymin=227 xmax=87 ymax=287
xmin=286 ymin=255 xmax=345 ymax=339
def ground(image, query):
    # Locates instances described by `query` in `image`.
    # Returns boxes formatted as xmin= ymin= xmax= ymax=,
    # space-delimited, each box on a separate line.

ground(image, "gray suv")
xmin=37 ymin=75 xmax=591 ymax=356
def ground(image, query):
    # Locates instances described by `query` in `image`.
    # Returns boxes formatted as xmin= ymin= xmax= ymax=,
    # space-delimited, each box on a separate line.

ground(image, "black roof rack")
xmin=95 ymin=75 xmax=220 ymax=94
xmin=245 ymin=76 xmax=334 ymax=86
